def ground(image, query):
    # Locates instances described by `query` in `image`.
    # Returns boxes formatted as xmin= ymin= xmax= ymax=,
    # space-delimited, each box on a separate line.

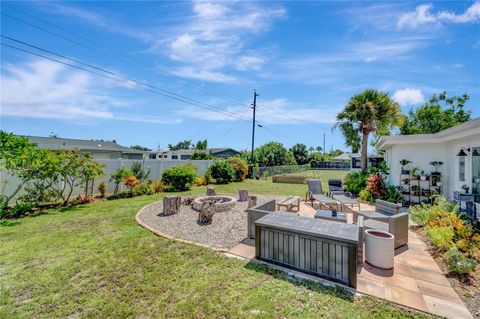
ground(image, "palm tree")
xmin=335 ymin=89 xmax=404 ymax=171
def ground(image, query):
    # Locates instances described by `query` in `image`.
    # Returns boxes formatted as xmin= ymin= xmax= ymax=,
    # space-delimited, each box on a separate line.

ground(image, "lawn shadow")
xmin=244 ymin=260 xmax=354 ymax=302
xmin=0 ymin=220 xmax=21 ymax=227
xmin=57 ymin=205 xmax=88 ymax=213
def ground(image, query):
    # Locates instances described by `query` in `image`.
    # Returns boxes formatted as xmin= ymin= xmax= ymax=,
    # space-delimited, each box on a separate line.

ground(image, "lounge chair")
xmin=327 ymin=179 xmax=360 ymax=211
xmin=306 ymin=179 xmax=338 ymax=209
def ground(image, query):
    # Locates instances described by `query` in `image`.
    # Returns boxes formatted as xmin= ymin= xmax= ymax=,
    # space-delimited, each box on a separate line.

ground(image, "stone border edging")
xmin=134 ymin=200 xmax=228 ymax=253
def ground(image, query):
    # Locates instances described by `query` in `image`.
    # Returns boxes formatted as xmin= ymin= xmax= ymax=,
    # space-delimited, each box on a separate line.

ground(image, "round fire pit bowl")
xmin=192 ymin=196 xmax=237 ymax=213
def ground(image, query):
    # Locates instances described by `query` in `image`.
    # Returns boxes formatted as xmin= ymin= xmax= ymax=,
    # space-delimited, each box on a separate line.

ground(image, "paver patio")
xmin=227 ymin=200 xmax=473 ymax=319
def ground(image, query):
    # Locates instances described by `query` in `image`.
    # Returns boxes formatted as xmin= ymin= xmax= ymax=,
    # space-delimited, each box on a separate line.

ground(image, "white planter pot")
xmin=365 ymin=229 xmax=394 ymax=269
xmin=420 ymin=176 xmax=426 ymax=181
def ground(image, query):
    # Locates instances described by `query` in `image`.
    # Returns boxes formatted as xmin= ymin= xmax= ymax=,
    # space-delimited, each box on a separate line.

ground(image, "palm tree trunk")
xmin=361 ymin=132 xmax=369 ymax=171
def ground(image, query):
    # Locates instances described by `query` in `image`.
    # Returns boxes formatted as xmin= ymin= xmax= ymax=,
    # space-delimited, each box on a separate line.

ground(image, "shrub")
xmin=161 ymin=165 xmax=197 ymax=191
xmin=107 ymin=191 xmax=132 ymax=200
xmin=410 ymin=196 xmax=457 ymax=226
xmin=195 ymin=176 xmax=208 ymax=186
xmin=191 ymin=150 xmax=213 ymax=160
xmin=154 ymin=180 xmax=163 ymax=193
xmin=98 ymin=182 xmax=108 ymax=198
xmin=123 ymin=176 xmax=139 ymax=189
xmin=382 ymin=185 xmax=402 ymax=203
xmin=131 ymin=183 xmax=154 ymax=196
xmin=444 ymin=248 xmax=477 ymax=274
xmin=131 ymin=162 xmax=150 ymax=182
xmin=426 ymin=226 xmax=455 ymax=250
xmin=227 ymin=157 xmax=248 ymax=182
xmin=207 ymin=160 xmax=235 ymax=184
xmin=110 ymin=167 xmax=132 ymax=194
xmin=359 ymin=189 xmax=374 ymax=203
xmin=366 ymin=173 xmax=386 ymax=198
xmin=344 ymin=171 xmax=368 ymax=196
xmin=8 ymin=201 xmax=34 ymax=218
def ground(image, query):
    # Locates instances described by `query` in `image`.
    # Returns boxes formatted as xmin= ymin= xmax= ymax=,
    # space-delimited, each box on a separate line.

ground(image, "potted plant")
xmin=410 ymin=166 xmax=419 ymax=180
xmin=420 ymin=170 xmax=427 ymax=181
xmin=402 ymin=178 xmax=409 ymax=185
xmin=430 ymin=161 xmax=443 ymax=175
xmin=399 ymin=159 xmax=412 ymax=175
xmin=411 ymin=185 xmax=420 ymax=195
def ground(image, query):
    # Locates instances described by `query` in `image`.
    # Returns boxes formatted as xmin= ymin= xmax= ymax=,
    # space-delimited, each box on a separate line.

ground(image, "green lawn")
xmin=1 ymin=179 xmax=428 ymax=318
xmin=283 ymin=169 xmax=350 ymax=191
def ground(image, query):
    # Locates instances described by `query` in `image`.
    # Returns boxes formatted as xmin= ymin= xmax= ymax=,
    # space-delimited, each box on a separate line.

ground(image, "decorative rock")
xmin=182 ymin=196 xmax=195 ymax=206
xmin=247 ymin=195 xmax=257 ymax=208
xmin=206 ymin=186 xmax=216 ymax=196
xmin=163 ymin=195 xmax=181 ymax=215
xmin=238 ymin=189 xmax=249 ymax=202
xmin=198 ymin=201 xmax=215 ymax=224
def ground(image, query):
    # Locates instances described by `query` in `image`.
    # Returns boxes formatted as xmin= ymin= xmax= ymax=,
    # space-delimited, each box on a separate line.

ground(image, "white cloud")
xmin=398 ymin=2 xmax=480 ymax=29
xmin=158 ymin=1 xmax=285 ymax=82
xmin=0 ymin=59 xmax=180 ymax=125
xmin=393 ymin=88 xmax=425 ymax=105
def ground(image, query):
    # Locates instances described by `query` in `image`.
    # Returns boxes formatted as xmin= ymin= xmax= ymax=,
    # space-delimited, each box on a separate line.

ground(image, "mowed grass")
xmin=284 ymin=169 xmax=350 ymax=191
xmin=0 ymin=178 xmax=429 ymax=318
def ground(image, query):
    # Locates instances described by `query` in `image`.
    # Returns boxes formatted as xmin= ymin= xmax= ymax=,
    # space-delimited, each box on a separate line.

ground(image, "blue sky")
xmin=1 ymin=1 xmax=479 ymax=152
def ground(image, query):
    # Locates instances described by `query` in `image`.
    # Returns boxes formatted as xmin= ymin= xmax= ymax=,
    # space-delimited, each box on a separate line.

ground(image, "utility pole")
xmin=323 ymin=133 xmax=326 ymax=155
xmin=250 ymin=89 xmax=259 ymax=165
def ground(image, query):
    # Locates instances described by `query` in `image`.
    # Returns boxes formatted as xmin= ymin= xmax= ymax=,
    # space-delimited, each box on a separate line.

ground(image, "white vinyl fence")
xmin=0 ymin=159 xmax=213 ymax=202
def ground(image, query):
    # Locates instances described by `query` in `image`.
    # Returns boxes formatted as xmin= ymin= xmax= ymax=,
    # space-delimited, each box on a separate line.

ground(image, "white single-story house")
xmin=147 ymin=148 xmax=240 ymax=160
xmin=377 ymin=118 xmax=480 ymax=204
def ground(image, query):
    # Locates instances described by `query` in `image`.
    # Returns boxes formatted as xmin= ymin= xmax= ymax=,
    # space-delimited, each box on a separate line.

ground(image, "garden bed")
xmin=137 ymin=194 xmax=281 ymax=249
xmin=412 ymin=226 xmax=480 ymax=318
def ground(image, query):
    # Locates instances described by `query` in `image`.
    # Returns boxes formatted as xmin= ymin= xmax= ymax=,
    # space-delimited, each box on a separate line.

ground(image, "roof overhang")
xmin=377 ymin=118 xmax=480 ymax=151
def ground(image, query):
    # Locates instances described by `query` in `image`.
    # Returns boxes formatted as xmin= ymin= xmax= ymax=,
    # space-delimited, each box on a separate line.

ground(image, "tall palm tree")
xmin=335 ymin=89 xmax=404 ymax=171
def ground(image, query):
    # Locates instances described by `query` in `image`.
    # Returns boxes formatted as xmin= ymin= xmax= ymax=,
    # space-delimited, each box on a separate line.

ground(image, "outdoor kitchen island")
xmin=255 ymin=213 xmax=360 ymax=287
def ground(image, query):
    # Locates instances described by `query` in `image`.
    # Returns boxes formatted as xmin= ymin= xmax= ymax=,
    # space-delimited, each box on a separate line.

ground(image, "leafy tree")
xmin=338 ymin=122 xmax=360 ymax=153
xmin=236 ymin=150 xmax=254 ymax=165
xmin=191 ymin=150 xmax=213 ymax=160
xmin=194 ymin=139 xmax=208 ymax=150
xmin=308 ymin=146 xmax=315 ymax=153
xmin=315 ymin=146 xmax=323 ymax=152
xmin=336 ymin=89 xmax=404 ymax=171
xmin=227 ymin=157 xmax=248 ymax=181
xmin=131 ymin=162 xmax=150 ymax=182
xmin=110 ymin=167 xmax=132 ymax=195
xmin=130 ymin=145 xmax=152 ymax=151
xmin=290 ymin=143 xmax=309 ymax=165
xmin=168 ymin=140 xmax=192 ymax=151
xmin=308 ymin=152 xmax=328 ymax=162
xmin=400 ymin=91 xmax=471 ymax=135
xmin=79 ymin=154 xmax=104 ymax=198
xmin=255 ymin=142 xmax=296 ymax=167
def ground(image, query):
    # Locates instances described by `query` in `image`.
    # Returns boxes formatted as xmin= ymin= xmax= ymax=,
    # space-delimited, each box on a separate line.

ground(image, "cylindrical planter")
xmin=365 ymin=229 xmax=394 ymax=269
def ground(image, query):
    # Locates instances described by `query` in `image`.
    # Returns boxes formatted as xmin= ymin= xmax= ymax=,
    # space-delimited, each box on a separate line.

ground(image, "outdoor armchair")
xmin=363 ymin=213 xmax=409 ymax=248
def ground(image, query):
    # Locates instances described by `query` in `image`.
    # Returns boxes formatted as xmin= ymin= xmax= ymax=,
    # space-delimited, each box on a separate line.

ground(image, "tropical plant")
xmin=400 ymin=91 xmax=471 ymax=135
xmin=123 ymin=176 xmax=139 ymax=189
xmin=338 ymin=121 xmax=360 ymax=153
xmin=191 ymin=150 xmax=213 ymax=160
xmin=161 ymin=165 xmax=197 ymax=191
xmin=426 ymin=226 xmax=455 ymax=250
xmin=110 ymin=167 xmax=132 ymax=195
xmin=130 ymin=145 xmax=152 ymax=151
xmin=443 ymin=248 xmax=477 ymax=274
xmin=194 ymin=176 xmax=208 ymax=186
xmin=382 ymin=185 xmax=402 ymax=203
xmin=131 ymin=162 xmax=150 ymax=182
xmin=130 ymin=183 xmax=154 ymax=196
xmin=207 ymin=160 xmax=235 ymax=184
xmin=399 ymin=159 xmax=412 ymax=169
xmin=344 ymin=171 xmax=368 ymax=196
xmin=335 ymin=89 xmax=404 ymax=171
xmin=227 ymin=157 xmax=248 ymax=182
xmin=168 ymin=140 xmax=192 ymax=151
xmin=290 ymin=143 xmax=309 ymax=165
xmin=98 ymin=182 xmax=108 ymax=198
xmin=366 ymin=173 xmax=386 ymax=199
xmin=430 ymin=161 xmax=443 ymax=172
xmin=194 ymin=139 xmax=208 ymax=150
xmin=153 ymin=180 xmax=163 ymax=193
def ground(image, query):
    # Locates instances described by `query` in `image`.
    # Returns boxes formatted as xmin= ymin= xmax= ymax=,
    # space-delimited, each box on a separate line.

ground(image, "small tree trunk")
xmin=361 ymin=131 xmax=369 ymax=171
xmin=198 ymin=200 xmax=215 ymax=224
xmin=248 ymin=195 xmax=257 ymax=208
xmin=238 ymin=189 xmax=248 ymax=201
xmin=206 ymin=186 xmax=216 ymax=196
xmin=163 ymin=195 xmax=181 ymax=215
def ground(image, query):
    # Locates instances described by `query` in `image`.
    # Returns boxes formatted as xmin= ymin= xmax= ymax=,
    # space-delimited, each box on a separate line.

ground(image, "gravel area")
xmin=138 ymin=194 xmax=282 ymax=249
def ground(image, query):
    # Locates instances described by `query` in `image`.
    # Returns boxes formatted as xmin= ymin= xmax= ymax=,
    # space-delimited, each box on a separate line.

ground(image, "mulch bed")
xmin=137 ymin=194 xmax=282 ymax=250
xmin=411 ymin=226 xmax=480 ymax=318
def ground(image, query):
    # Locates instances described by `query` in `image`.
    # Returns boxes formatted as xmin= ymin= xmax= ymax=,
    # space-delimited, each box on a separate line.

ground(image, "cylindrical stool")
xmin=365 ymin=229 xmax=394 ymax=269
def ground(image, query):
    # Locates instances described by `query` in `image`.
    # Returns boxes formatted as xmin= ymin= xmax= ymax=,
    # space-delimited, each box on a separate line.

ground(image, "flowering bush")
xmin=123 ymin=176 xmax=139 ymax=189
xmin=366 ymin=173 xmax=386 ymax=198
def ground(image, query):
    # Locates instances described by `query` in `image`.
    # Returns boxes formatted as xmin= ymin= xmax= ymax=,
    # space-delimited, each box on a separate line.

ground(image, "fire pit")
xmin=192 ymin=196 xmax=237 ymax=213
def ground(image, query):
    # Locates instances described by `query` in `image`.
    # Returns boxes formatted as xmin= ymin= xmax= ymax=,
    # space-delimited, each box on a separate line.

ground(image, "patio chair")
xmin=356 ymin=199 xmax=402 ymax=222
xmin=327 ymin=179 xmax=360 ymax=211
xmin=363 ymin=212 xmax=409 ymax=249
xmin=306 ymin=179 xmax=338 ymax=209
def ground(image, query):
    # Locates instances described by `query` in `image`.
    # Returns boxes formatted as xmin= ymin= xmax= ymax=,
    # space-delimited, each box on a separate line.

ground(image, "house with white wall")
xmin=376 ymin=118 xmax=480 ymax=205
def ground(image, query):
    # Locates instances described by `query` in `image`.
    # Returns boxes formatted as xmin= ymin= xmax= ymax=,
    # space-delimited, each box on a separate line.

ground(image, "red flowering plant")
xmin=366 ymin=172 xmax=386 ymax=198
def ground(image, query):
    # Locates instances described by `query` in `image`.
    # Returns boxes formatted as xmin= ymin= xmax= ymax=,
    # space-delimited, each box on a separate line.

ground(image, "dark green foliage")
xmin=130 ymin=145 xmax=152 ymax=151
xmin=400 ymin=91 xmax=471 ymax=135
xmin=344 ymin=171 xmax=368 ymax=196
xmin=161 ymin=165 xmax=197 ymax=191
xmin=2 ymin=201 xmax=35 ymax=219
xmin=98 ymin=182 xmax=108 ymax=198
xmin=383 ymin=185 xmax=402 ymax=203
xmin=130 ymin=183 xmax=154 ymax=196
xmin=290 ymin=143 xmax=309 ymax=165
xmin=110 ymin=167 xmax=132 ymax=195
xmin=207 ymin=160 xmax=235 ymax=184
xmin=194 ymin=139 xmax=208 ymax=150
xmin=191 ymin=150 xmax=213 ymax=160
xmin=254 ymin=142 xmax=296 ymax=167
xmin=168 ymin=140 xmax=192 ymax=151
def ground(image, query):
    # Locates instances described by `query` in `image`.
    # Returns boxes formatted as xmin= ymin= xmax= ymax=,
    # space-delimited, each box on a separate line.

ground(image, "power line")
xmin=258 ymin=103 xmax=331 ymax=131
xmin=1 ymin=8 xmax=251 ymax=109
xmin=1 ymin=42 xmax=254 ymax=123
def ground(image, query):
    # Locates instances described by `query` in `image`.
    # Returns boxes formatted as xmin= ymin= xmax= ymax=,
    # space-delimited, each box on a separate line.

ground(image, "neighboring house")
xmin=339 ymin=153 xmax=384 ymax=171
xmin=150 ymin=148 xmax=240 ymax=160
xmin=377 ymin=118 xmax=480 ymax=203
xmin=21 ymin=135 xmax=145 ymax=160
